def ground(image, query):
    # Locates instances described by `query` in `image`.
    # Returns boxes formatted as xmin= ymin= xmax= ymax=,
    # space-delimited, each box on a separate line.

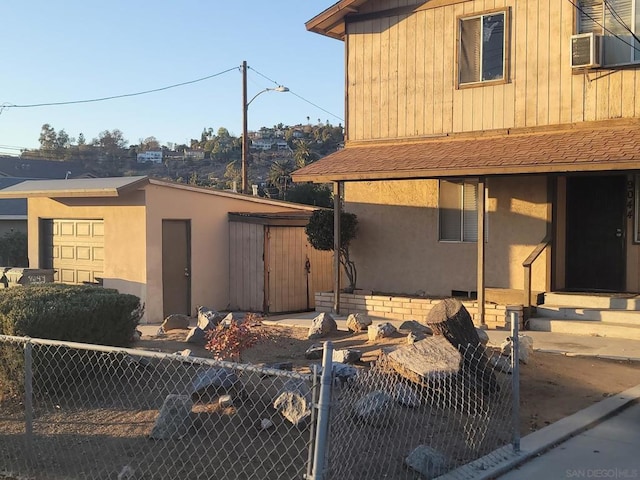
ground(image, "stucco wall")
xmin=144 ymin=184 xmax=313 ymax=321
xmin=26 ymin=194 xmax=148 ymax=313
xmin=344 ymin=176 xmax=549 ymax=296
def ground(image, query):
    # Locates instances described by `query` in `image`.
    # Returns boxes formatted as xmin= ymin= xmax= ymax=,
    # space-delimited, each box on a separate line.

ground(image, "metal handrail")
xmin=522 ymin=235 xmax=551 ymax=319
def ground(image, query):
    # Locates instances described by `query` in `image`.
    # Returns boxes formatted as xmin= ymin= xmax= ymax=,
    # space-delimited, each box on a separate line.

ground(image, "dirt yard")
xmin=2 ymin=323 xmax=639 ymax=480
xmin=136 ymin=323 xmax=640 ymax=436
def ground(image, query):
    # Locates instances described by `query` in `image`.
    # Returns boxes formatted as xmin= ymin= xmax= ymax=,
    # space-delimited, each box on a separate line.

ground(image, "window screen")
xmin=459 ymin=12 xmax=506 ymax=85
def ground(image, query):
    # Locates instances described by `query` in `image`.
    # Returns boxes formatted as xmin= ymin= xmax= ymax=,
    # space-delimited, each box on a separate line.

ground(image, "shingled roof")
xmin=292 ymin=120 xmax=640 ymax=183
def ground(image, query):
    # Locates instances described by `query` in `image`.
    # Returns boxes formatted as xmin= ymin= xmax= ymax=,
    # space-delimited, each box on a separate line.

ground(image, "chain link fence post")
xmin=510 ymin=311 xmax=521 ymax=453
xmin=24 ymin=339 xmax=34 ymax=457
xmin=306 ymin=364 xmax=320 ymax=480
xmin=311 ymin=341 xmax=333 ymax=480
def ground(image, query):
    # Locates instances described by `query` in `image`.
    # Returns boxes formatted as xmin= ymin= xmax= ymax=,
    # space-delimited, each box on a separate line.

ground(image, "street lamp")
xmin=241 ymin=60 xmax=289 ymax=194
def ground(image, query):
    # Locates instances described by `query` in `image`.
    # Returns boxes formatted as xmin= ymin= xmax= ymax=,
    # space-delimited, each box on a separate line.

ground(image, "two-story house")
xmin=293 ymin=0 xmax=640 ymax=334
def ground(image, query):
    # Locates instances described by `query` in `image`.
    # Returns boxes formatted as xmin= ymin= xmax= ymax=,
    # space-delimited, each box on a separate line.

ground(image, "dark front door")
xmin=162 ymin=220 xmax=191 ymax=317
xmin=565 ymin=175 xmax=626 ymax=291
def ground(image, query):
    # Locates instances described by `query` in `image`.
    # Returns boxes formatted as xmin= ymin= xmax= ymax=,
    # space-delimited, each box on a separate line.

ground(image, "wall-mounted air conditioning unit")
xmin=571 ymin=32 xmax=602 ymax=69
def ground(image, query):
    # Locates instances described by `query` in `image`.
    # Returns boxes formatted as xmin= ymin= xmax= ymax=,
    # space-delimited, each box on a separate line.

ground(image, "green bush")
xmin=0 ymin=283 xmax=143 ymax=346
xmin=0 ymin=284 xmax=143 ymax=401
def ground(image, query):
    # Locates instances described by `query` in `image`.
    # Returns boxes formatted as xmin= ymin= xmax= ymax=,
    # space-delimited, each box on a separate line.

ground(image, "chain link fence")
xmin=322 ymin=344 xmax=515 ymax=480
xmin=1 ymin=316 xmax=521 ymax=480
xmin=0 ymin=336 xmax=315 ymax=480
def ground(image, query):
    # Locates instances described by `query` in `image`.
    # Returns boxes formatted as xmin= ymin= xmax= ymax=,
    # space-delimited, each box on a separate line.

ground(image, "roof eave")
xmin=306 ymin=0 xmax=366 ymax=40
xmin=292 ymin=160 xmax=640 ymax=183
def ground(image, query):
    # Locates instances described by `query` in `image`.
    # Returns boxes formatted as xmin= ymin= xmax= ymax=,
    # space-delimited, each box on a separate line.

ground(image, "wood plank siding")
xmin=345 ymin=0 xmax=640 ymax=141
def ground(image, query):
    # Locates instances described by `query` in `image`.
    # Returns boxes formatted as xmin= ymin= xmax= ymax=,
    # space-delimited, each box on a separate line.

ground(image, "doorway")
xmin=565 ymin=175 xmax=626 ymax=291
xmin=162 ymin=220 xmax=191 ymax=317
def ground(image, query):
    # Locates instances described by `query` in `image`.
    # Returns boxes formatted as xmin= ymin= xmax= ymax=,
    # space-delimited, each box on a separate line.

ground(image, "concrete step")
xmin=527 ymin=318 xmax=640 ymax=340
xmin=535 ymin=306 xmax=640 ymax=325
xmin=543 ymin=292 xmax=640 ymax=310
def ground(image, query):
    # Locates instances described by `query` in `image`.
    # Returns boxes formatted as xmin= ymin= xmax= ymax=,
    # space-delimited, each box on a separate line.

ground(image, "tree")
xmin=286 ymin=183 xmax=332 ymax=207
xmin=224 ymin=160 xmax=241 ymax=190
xmin=56 ymin=129 xmax=71 ymax=150
xmin=268 ymin=159 xmax=293 ymax=200
xmin=94 ymin=129 xmax=128 ymax=171
xmin=293 ymin=139 xmax=316 ymax=168
xmin=38 ymin=124 xmax=57 ymax=151
xmin=77 ymin=133 xmax=86 ymax=146
xmin=305 ymin=209 xmax=358 ymax=292
xmin=140 ymin=136 xmax=160 ymax=151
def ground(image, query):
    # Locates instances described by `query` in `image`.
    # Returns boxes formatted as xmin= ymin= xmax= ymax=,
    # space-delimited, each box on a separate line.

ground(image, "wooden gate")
xmin=229 ymin=214 xmax=333 ymax=314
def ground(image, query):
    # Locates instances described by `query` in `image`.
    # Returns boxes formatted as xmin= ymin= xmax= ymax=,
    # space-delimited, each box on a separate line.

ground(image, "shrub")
xmin=0 ymin=284 xmax=143 ymax=401
xmin=204 ymin=314 xmax=265 ymax=362
xmin=0 ymin=283 xmax=143 ymax=346
xmin=305 ymin=209 xmax=358 ymax=292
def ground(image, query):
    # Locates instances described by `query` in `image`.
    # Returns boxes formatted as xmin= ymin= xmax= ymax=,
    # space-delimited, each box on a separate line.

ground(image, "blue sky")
xmin=0 ymin=1 xmax=344 ymax=154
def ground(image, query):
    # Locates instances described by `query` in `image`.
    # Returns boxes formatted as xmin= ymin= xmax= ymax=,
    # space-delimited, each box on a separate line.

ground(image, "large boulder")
xmin=368 ymin=322 xmax=397 ymax=341
xmin=197 ymin=306 xmax=223 ymax=331
xmin=405 ymin=445 xmax=450 ymax=478
xmin=332 ymin=349 xmax=362 ymax=364
xmin=161 ymin=314 xmax=190 ymax=332
xmin=383 ymin=336 xmax=462 ymax=386
xmin=185 ymin=327 xmax=207 ymax=345
xmin=346 ymin=313 xmax=372 ymax=332
xmin=222 ymin=312 xmax=246 ymax=326
xmin=273 ymin=379 xmax=312 ymax=426
xmin=501 ymin=334 xmax=534 ymax=364
xmin=149 ymin=394 xmax=193 ymax=440
xmin=354 ymin=391 xmax=394 ymax=426
xmin=191 ymin=368 xmax=239 ymax=395
xmin=307 ymin=312 xmax=337 ymax=340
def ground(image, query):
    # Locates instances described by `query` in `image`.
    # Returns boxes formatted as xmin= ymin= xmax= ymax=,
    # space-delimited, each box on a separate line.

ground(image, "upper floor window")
xmin=458 ymin=11 xmax=507 ymax=86
xmin=578 ymin=0 xmax=640 ymax=65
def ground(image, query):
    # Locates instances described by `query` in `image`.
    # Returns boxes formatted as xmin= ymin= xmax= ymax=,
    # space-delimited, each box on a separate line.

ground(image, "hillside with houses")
xmin=15 ymin=121 xmax=343 ymax=201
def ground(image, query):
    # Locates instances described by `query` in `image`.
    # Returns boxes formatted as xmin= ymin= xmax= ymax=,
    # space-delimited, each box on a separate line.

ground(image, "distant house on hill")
xmin=136 ymin=151 xmax=163 ymax=164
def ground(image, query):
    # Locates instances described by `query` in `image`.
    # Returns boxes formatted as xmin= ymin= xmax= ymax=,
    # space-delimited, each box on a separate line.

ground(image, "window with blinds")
xmin=439 ymin=180 xmax=486 ymax=242
xmin=578 ymin=0 xmax=640 ymax=65
xmin=458 ymin=11 xmax=507 ymax=86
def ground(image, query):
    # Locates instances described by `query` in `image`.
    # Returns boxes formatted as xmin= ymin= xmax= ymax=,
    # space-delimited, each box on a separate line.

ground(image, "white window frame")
xmin=438 ymin=179 xmax=488 ymax=243
xmin=457 ymin=9 xmax=509 ymax=87
xmin=577 ymin=0 xmax=640 ymax=66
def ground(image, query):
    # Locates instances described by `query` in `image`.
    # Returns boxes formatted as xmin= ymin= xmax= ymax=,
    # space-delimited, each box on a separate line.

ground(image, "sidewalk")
xmin=497 ymin=398 xmax=640 ymax=479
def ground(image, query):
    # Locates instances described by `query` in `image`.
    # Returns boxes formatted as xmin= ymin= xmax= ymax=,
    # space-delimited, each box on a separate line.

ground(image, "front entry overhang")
xmin=295 ymin=120 xmax=640 ymax=323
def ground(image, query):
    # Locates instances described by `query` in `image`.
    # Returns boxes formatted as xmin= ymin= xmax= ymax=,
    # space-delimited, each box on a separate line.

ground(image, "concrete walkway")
xmin=497 ymin=398 xmax=640 ymax=479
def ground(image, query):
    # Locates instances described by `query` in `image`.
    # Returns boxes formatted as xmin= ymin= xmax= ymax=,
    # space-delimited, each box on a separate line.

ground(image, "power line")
xmin=567 ymin=0 xmax=640 ymax=54
xmin=0 ymin=67 xmax=238 ymax=110
xmin=603 ymin=0 xmax=640 ymax=46
xmin=249 ymin=66 xmax=344 ymax=123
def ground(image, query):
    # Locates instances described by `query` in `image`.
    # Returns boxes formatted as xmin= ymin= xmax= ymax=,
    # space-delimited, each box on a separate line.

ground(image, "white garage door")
xmin=47 ymin=219 xmax=104 ymax=284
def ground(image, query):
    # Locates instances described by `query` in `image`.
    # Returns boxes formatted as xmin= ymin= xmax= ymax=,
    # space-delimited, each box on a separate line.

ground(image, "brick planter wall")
xmin=315 ymin=292 xmax=523 ymax=330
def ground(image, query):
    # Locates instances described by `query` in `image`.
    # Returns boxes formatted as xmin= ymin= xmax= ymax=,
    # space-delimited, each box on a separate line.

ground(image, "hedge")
xmin=0 ymin=284 xmax=144 ymax=401
xmin=0 ymin=283 xmax=143 ymax=346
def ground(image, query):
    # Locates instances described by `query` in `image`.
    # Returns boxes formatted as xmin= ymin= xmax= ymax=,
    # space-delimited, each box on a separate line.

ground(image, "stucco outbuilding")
xmin=0 ymin=176 xmax=324 ymax=323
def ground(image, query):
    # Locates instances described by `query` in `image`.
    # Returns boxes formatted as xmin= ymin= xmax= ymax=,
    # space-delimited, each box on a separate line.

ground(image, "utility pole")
xmin=241 ymin=61 xmax=249 ymax=194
